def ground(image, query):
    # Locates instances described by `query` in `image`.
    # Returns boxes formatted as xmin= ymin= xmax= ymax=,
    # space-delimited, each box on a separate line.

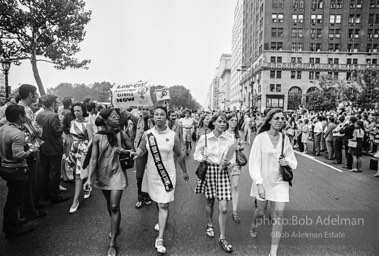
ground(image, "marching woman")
xmin=68 ymin=103 xmax=93 ymax=213
xmin=194 ymin=112 xmax=235 ymax=253
xmin=196 ymin=114 xmax=212 ymax=141
xmin=132 ymin=106 xmax=189 ymax=254
xmin=83 ymin=108 xmax=134 ymax=256
xmin=180 ymin=109 xmax=195 ymax=155
xmin=249 ymin=108 xmax=297 ymax=256
xmin=225 ymin=112 xmax=244 ymax=224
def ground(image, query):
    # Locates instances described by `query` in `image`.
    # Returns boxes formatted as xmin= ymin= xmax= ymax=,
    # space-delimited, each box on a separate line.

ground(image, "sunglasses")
xmin=273 ymin=117 xmax=285 ymax=121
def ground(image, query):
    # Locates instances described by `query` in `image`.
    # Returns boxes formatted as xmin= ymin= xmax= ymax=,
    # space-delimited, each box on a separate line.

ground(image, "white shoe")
xmin=155 ymin=238 xmax=166 ymax=254
xmin=154 ymin=223 xmax=159 ymax=232
xmin=84 ymin=187 xmax=92 ymax=199
xmin=59 ymin=185 xmax=67 ymax=191
xmin=69 ymin=202 xmax=79 ymax=214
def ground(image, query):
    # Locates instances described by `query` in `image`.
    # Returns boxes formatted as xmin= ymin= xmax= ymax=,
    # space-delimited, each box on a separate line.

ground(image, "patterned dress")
xmin=69 ymin=119 xmax=90 ymax=177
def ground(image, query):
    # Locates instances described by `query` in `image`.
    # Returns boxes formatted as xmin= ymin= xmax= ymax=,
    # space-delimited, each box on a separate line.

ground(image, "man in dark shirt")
xmin=36 ymin=95 xmax=69 ymax=204
xmin=0 ymin=105 xmax=38 ymax=238
xmin=340 ymin=116 xmax=357 ymax=169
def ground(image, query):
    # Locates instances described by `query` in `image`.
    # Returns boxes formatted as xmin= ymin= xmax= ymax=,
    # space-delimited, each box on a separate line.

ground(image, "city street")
xmin=0 ymin=137 xmax=378 ymax=256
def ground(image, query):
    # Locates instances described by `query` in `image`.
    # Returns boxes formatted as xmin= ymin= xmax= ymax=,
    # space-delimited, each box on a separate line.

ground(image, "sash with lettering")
xmin=147 ymin=132 xmax=174 ymax=192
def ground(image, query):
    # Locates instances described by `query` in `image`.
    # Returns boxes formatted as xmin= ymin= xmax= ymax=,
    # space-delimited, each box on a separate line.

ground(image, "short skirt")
xmin=195 ymin=164 xmax=232 ymax=201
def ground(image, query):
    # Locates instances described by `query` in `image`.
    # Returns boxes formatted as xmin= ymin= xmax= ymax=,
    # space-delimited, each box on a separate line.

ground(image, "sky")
xmin=8 ymin=0 xmax=237 ymax=106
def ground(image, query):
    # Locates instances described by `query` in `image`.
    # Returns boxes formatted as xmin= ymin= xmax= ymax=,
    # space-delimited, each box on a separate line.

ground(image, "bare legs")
xmin=102 ymin=190 xmax=123 ymax=249
xmin=70 ymin=174 xmax=82 ymax=209
xmin=231 ymin=174 xmax=240 ymax=217
xmin=157 ymin=203 xmax=169 ymax=240
xmin=218 ymin=200 xmax=228 ymax=239
xmin=250 ymin=200 xmax=286 ymax=256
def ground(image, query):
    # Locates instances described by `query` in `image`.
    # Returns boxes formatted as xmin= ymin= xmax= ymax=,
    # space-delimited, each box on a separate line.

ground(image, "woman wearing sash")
xmin=193 ymin=112 xmax=235 ymax=253
xmin=83 ymin=108 xmax=133 ymax=256
xmin=132 ymin=106 xmax=189 ymax=254
xmin=68 ymin=103 xmax=93 ymax=214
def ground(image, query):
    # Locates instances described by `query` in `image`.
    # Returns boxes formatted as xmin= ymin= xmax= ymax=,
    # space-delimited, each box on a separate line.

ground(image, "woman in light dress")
xmin=83 ymin=108 xmax=134 ymax=256
xmin=301 ymin=119 xmax=310 ymax=153
xmin=68 ymin=102 xmax=93 ymax=213
xmin=249 ymin=108 xmax=297 ymax=256
xmin=132 ymin=106 xmax=189 ymax=254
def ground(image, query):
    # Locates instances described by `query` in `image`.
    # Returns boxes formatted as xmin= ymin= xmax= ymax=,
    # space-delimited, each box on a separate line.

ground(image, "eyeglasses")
xmin=273 ymin=117 xmax=285 ymax=121
xmin=142 ymin=108 xmax=149 ymax=111
xmin=110 ymin=115 xmax=120 ymax=119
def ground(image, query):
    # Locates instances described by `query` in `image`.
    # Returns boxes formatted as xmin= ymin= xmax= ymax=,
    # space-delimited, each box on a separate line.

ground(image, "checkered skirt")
xmin=195 ymin=163 xmax=232 ymax=201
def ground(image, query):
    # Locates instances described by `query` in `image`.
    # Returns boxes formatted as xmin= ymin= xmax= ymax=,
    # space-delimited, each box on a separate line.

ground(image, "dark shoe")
xmin=51 ymin=196 xmax=70 ymax=204
xmin=135 ymin=201 xmax=143 ymax=209
xmin=219 ymin=238 xmax=233 ymax=253
xmin=232 ymin=213 xmax=241 ymax=224
xmin=4 ymin=222 xmax=36 ymax=239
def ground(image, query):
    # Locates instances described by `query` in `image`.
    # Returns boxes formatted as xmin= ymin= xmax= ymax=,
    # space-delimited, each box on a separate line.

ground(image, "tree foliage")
xmin=354 ymin=68 xmax=379 ymax=109
xmin=48 ymin=82 xmax=202 ymax=110
xmin=0 ymin=0 xmax=91 ymax=95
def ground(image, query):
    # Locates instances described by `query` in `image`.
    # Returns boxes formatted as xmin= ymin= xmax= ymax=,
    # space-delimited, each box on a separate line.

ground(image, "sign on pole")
xmin=111 ymin=81 xmax=153 ymax=108
xmin=155 ymin=88 xmax=171 ymax=102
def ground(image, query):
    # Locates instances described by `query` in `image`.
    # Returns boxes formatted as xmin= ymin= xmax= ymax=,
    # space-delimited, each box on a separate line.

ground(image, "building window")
xmin=293 ymin=0 xmax=305 ymax=8
xmin=278 ymin=14 xmax=284 ymax=23
xmin=367 ymin=44 xmax=379 ymax=52
xmin=330 ymin=15 xmax=341 ymax=24
xmin=270 ymin=84 xmax=282 ymax=92
xmin=298 ymin=28 xmax=303 ymax=38
xmin=298 ymin=14 xmax=304 ymax=23
xmin=331 ymin=0 xmax=343 ymax=8
xmin=270 ymin=70 xmax=276 ymax=78
xmin=348 ymin=44 xmax=359 ymax=52
xmin=278 ymin=28 xmax=283 ymax=37
xmin=317 ymin=29 xmax=322 ymax=38
xmin=291 ymin=70 xmax=296 ymax=79
xmin=292 ymin=28 xmax=298 ymax=38
xmin=335 ymin=29 xmax=341 ymax=38
xmin=272 ymin=28 xmax=277 ymax=37
xmin=297 ymin=71 xmax=302 ymax=79
xmin=310 ymin=43 xmax=321 ymax=51
xmin=347 ymin=58 xmax=358 ymax=64
xmin=277 ymin=57 xmax=282 ymax=63
xmin=277 ymin=71 xmax=282 ymax=78
xmin=311 ymin=15 xmax=317 ymax=24
xmin=309 ymin=57 xmax=321 ymax=64
xmin=309 ymin=71 xmax=321 ymax=80
xmin=312 ymin=0 xmax=324 ymax=9
xmin=292 ymin=14 xmax=298 ymax=23
xmin=271 ymin=42 xmax=283 ymax=50
xmin=272 ymin=0 xmax=284 ymax=8
xmin=328 ymin=58 xmax=339 ymax=64
xmin=370 ymin=0 xmax=379 ymax=8
xmin=266 ymin=97 xmax=284 ymax=108
xmin=350 ymin=0 xmax=362 ymax=8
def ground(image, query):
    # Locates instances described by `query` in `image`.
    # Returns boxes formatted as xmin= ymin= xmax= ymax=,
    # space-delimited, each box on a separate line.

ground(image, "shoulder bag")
xmin=280 ymin=132 xmax=293 ymax=186
xmin=195 ymin=133 xmax=208 ymax=180
xmin=235 ymin=141 xmax=248 ymax=166
xmin=118 ymin=132 xmax=134 ymax=171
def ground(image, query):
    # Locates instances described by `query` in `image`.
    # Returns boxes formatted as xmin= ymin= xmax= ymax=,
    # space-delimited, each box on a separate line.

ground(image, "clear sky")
xmin=8 ymin=0 xmax=236 ymax=106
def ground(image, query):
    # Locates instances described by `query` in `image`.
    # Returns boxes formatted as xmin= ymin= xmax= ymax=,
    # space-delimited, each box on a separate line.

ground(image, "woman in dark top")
xmin=83 ymin=108 xmax=133 ymax=256
xmin=349 ymin=120 xmax=365 ymax=172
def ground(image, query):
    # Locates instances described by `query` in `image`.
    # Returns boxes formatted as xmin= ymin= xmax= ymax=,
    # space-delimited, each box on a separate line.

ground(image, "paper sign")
xmin=155 ymin=88 xmax=171 ymax=101
xmin=111 ymin=81 xmax=153 ymax=108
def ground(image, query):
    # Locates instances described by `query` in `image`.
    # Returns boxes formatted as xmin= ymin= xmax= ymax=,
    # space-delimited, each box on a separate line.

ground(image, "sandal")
xmin=232 ymin=213 xmax=241 ymax=224
xmin=155 ymin=238 xmax=166 ymax=254
xmin=206 ymin=224 xmax=214 ymax=238
xmin=249 ymin=224 xmax=257 ymax=238
xmin=107 ymin=245 xmax=117 ymax=256
xmin=218 ymin=238 xmax=233 ymax=253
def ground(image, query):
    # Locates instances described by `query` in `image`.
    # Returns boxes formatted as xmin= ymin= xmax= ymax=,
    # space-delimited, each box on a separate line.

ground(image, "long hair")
xmin=209 ymin=111 xmax=226 ymax=131
xmin=257 ymin=108 xmax=284 ymax=134
xmin=226 ymin=112 xmax=240 ymax=139
xmin=198 ymin=114 xmax=211 ymax=129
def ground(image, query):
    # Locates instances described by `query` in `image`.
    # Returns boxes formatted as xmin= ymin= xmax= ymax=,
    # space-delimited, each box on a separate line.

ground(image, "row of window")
xmin=270 ymin=42 xmax=379 ymax=52
xmin=273 ymin=28 xmax=379 ymax=39
xmin=272 ymin=0 xmax=379 ymax=10
xmin=274 ymin=13 xmax=379 ymax=25
xmin=268 ymin=71 xmax=360 ymax=81
xmin=270 ymin=56 xmax=378 ymax=65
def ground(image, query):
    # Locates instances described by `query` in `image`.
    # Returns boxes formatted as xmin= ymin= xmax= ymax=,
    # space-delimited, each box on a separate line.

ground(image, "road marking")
xmin=295 ymin=151 xmax=344 ymax=173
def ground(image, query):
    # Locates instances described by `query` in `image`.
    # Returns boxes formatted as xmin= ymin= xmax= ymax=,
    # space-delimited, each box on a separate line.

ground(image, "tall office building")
xmin=238 ymin=0 xmax=379 ymax=112
xmin=230 ymin=0 xmax=244 ymax=111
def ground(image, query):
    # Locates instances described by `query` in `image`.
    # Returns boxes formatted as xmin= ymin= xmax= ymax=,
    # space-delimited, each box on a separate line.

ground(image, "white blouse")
xmin=194 ymin=131 xmax=234 ymax=165
xmin=249 ymin=132 xmax=297 ymax=185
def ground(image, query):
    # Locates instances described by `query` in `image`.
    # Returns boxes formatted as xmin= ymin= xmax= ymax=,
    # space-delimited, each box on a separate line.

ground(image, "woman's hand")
xmin=220 ymin=158 xmax=230 ymax=169
xmin=130 ymin=151 xmax=141 ymax=160
xmin=257 ymin=184 xmax=265 ymax=200
xmin=115 ymin=147 xmax=123 ymax=155
xmin=83 ymin=180 xmax=92 ymax=192
xmin=279 ymin=157 xmax=289 ymax=167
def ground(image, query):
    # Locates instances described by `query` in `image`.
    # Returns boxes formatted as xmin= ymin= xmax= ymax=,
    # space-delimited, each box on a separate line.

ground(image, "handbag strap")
xmin=204 ymin=131 xmax=207 ymax=147
xmin=281 ymin=132 xmax=285 ymax=157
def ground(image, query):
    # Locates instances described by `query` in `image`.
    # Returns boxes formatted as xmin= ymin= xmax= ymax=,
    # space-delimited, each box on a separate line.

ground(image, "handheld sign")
xmin=111 ymin=81 xmax=153 ymax=108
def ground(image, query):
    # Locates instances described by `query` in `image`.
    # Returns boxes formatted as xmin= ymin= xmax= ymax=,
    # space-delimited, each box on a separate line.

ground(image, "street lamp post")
xmin=1 ymin=60 xmax=11 ymax=99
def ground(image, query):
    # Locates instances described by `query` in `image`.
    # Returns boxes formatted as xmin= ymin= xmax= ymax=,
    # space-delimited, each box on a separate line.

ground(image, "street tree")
xmin=354 ymin=68 xmax=379 ymax=109
xmin=0 ymin=0 xmax=91 ymax=95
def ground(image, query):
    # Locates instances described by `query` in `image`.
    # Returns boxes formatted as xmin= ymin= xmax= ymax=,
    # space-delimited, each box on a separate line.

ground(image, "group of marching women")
xmin=64 ymin=105 xmax=297 ymax=256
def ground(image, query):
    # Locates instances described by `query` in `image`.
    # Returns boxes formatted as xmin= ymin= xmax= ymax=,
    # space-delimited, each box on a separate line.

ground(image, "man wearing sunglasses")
xmin=134 ymin=106 xmax=154 ymax=208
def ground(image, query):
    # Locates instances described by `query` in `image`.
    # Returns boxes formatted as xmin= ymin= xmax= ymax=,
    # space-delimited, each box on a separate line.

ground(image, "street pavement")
xmin=0 ymin=134 xmax=378 ymax=256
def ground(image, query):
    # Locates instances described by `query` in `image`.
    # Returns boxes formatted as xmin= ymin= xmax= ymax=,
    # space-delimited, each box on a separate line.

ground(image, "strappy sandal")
xmin=249 ymin=224 xmax=257 ymax=238
xmin=219 ymin=238 xmax=233 ymax=253
xmin=206 ymin=224 xmax=214 ymax=238
xmin=232 ymin=213 xmax=241 ymax=224
xmin=155 ymin=238 xmax=166 ymax=254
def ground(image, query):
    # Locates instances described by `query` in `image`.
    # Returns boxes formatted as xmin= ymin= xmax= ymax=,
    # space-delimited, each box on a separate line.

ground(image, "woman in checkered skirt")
xmin=194 ymin=112 xmax=235 ymax=253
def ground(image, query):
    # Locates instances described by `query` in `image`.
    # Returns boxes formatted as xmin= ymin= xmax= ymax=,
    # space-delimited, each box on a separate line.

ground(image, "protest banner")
xmin=155 ymin=88 xmax=171 ymax=102
xmin=111 ymin=81 xmax=153 ymax=108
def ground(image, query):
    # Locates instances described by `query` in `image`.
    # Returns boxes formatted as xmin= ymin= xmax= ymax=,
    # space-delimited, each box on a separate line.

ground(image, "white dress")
xmin=249 ymin=132 xmax=297 ymax=202
xmin=142 ymin=128 xmax=176 ymax=203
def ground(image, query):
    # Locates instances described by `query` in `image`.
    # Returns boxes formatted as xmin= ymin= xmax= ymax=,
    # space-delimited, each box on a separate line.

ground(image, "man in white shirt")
xmin=313 ymin=116 xmax=324 ymax=156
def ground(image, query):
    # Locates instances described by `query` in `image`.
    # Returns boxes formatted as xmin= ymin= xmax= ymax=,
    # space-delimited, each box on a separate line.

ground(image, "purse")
xmin=280 ymin=132 xmax=293 ymax=186
xmin=235 ymin=149 xmax=247 ymax=167
xmin=348 ymin=139 xmax=357 ymax=148
xmin=118 ymin=132 xmax=134 ymax=171
xmin=195 ymin=132 xmax=208 ymax=180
